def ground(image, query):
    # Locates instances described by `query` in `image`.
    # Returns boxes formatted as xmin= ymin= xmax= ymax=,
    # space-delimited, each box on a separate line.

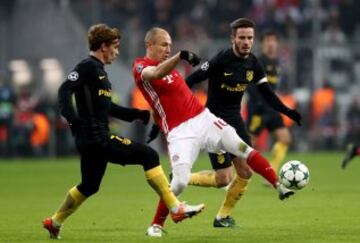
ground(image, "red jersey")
xmin=132 ymin=57 xmax=204 ymax=135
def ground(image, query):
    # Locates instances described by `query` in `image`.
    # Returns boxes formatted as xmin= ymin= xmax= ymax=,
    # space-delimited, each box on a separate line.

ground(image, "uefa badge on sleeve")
xmin=136 ymin=64 xmax=144 ymax=73
xmin=68 ymin=71 xmax=79 ymax=81
xmin=200 ymin=61 xmax=209 ymax=71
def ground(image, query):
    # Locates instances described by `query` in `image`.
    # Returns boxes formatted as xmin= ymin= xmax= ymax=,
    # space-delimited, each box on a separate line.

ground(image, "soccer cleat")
xmin=213 ymin=216 xmax=237 ymax=228
xmin=341 ymin=144 xmax=357 ymax=169
xmin=170 ymin=202 xmax=205 ymax=223
xmin=277 ymin=183 xmax=295 ymax=200
xmin=146 ymin=224 xmax=166 ymax=237
xmin=42 ymin=218 xmax=61 ymax=239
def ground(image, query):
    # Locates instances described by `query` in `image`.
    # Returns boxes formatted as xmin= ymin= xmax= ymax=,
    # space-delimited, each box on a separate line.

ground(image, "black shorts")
xmin=209 ymin=117 xmax=252 ymax=170
xmin=76 ymin=134 xmax=158 ymax=196
xmin=247 ymin=110 xmax=285 ymax=136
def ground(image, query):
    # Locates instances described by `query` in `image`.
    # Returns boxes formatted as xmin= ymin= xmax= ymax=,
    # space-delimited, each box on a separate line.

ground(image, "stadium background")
xmin=1 ymin=1 xmax=360 ymax=242
xmin=0 ymin=0 xmax=359 ymax=157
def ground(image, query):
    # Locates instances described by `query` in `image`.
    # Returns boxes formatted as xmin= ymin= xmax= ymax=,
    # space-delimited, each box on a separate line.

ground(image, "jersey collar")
xmin=89 ymin=55 xmax=105 ymax=67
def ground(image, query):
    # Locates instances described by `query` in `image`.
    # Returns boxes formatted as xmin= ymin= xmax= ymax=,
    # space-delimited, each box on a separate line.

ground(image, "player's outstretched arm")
xmin=109 ymin=102 xmax=150 ymax=124
xmin=257 ymin=82 xmax=302 ymax=125
xmin=186 ymin=62 xmax=211 ymax=88
xmin=186 ymin=51 xmax=224 ymax=88
xmin=142 ymin=51 xmax=200 ymax=81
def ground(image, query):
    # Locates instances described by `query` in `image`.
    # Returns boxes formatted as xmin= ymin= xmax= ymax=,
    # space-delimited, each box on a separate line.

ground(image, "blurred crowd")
xmin=0 ymin=0 xmax=360 ymax=157
xmin=1 ymin=73 xmax=359 ymax=157
xmin=0 ymin=74 xmax=73 ymax=157
xmin=70 ymin=0 xmax=360 ymax=62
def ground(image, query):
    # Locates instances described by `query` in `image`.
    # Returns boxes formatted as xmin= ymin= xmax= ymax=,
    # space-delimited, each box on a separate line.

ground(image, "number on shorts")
xmin=213 ymin=119 xmax=228 ymax=130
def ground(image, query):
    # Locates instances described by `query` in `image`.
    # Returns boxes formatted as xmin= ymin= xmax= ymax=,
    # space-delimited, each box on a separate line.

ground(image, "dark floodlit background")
xmin=0 ymin=0 xmax=359 ymax=158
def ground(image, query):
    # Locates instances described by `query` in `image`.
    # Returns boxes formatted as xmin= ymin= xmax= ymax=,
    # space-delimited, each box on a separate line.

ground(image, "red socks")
xmin=151 ymin=199 xmax=169 ymax=227
xmin=247 ymin=150 xmax=278 ymax=187
xmin=356 ymin=147 xmax=360 ymax=156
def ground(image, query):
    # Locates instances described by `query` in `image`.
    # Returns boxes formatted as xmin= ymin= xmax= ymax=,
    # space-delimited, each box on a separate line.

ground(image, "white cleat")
xmin=277 ymin=183 xmax=295 ymax=200
xmin=146 ymin=224 xmax=165 ymax=237
xmin=170 ymin=202 xmax=205 ymax=223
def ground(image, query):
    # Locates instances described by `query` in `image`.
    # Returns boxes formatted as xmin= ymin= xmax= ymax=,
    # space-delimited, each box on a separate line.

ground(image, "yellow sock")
xmin=217 ymin=176 xmax=249 ymax=218
xmin=270 ymin=142 xmax=289 ymax=173
xmin=189 ymin=170 xmax=217 ymax=187
xmin=145 ymin=166 xmax=179 ymax=209
xmin=52 ymin=186 xmax=86 ymax=224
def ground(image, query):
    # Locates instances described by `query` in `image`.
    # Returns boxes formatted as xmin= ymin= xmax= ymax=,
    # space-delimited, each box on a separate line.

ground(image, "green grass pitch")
xmin=1 ymin=152 xmax=360 ymax=242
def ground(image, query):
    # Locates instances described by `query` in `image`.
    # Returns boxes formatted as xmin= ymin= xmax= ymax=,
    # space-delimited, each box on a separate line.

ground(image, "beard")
xmin=234 ymin=44 xmax=249 ymax=57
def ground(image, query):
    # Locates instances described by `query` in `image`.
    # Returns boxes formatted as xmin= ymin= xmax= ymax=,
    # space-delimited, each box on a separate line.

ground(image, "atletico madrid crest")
xmin=246 ymin=70 xmax=254 ymax=81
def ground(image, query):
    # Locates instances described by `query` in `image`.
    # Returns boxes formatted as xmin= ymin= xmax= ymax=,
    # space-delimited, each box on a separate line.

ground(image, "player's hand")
xmin=180 ymin=50 xmax=201 ymax=66
xmin=286 ymin=109 xmax=302 ymax=126
xmin=139 ymin=110 xmax=150 ymax=125
xmin=147 ymin=124 xmax=160 ymax=143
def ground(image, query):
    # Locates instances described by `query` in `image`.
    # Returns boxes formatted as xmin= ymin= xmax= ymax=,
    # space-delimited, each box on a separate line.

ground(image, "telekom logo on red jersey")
xmin=163 ymin=74 xmax=174 ymax=84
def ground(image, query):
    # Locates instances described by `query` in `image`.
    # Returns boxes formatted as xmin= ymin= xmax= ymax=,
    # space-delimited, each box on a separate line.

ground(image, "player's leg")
xmin=206 ymin=111 xmax=293 ymax=200
xmin=167 ymin=135 xmax=204 ymax=217
xmin=105 ymin=135 xmax=204 ymax=216
xmin=219 ymin=126 xmax=294 ymax=199
xmin=214 ymin=157 xmax=252 ymax=227
xmin=341 ymin=143 xmax=360 ymax=169
xmin=43 ymin=145 xmax=107 ymax=239
xmin=104 ymin=135 xmax=170 ymax=234
xmin=217 ymin=124 xmax=276 ymax=185
xmin=248 ymin=114 xmax=263 ymax=139
xmin=268 ymin=113 xmax=291 ymax=173
xmin=271 ymin=127 xmax=291 ymax=172
xmin=147 ymin=167 xmax=199 ymax=236
xmin=147 ymin=161 xmax=202 ymax=232
xmin=166 ymin=124 xmax=203 ymax=195
xmin=205 ymin=111 xmax=277 ymax=187
xmin=214 ymin=121 xmax=252 ymax=227
xmin=147 ymin=127 xmax=204 ymax=236
xmin=189 ymin=152 xmax=233 ymax=188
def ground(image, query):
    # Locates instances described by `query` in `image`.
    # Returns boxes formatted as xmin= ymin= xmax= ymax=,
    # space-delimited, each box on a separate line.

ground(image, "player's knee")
xmin=221 ymin=128 xmax=254 ymax=159
xmin=236 ymin=167 xmax=252 ymax=179
xmin=142 ymin=146 xmax=160 ymax=170
xmin=171 ymin=164 xmax=191 ymax=195
xmin=171 ymin=176 xmax=189 ymax=195
xmin=277 ymin=133 xmax=291 ymax=145
xmin=215 ymin=168 xmax=233 ymax=187
xmin=283 ymin=134 xmax=292 ymax=145
xmin=78 ymin=183 xmax=100 ymax=197
xmin=277 ymin=129 xmax=292 ymax=145
xmin=234 ymin=159 xmax=253 ymax=179
xmin=216 ymin=175 xmax=232 ymax=188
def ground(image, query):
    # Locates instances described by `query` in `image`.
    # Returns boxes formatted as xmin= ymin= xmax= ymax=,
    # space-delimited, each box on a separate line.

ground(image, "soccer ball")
xmin=279 ymin=160 xmax=310 ymax=190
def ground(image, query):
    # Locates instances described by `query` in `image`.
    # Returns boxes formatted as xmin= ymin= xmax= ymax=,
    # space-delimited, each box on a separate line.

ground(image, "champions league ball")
xmin=279 ymin=160 xmax=310 ymax=190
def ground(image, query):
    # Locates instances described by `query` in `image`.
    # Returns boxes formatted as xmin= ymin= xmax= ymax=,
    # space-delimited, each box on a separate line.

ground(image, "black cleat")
xmin=277 ymin=183 xmax=295 ymax=200
xmin=213 ymin=216 xmax=237 ymax=228
xmin=341 ymin=144 xmax=357 ymax=169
